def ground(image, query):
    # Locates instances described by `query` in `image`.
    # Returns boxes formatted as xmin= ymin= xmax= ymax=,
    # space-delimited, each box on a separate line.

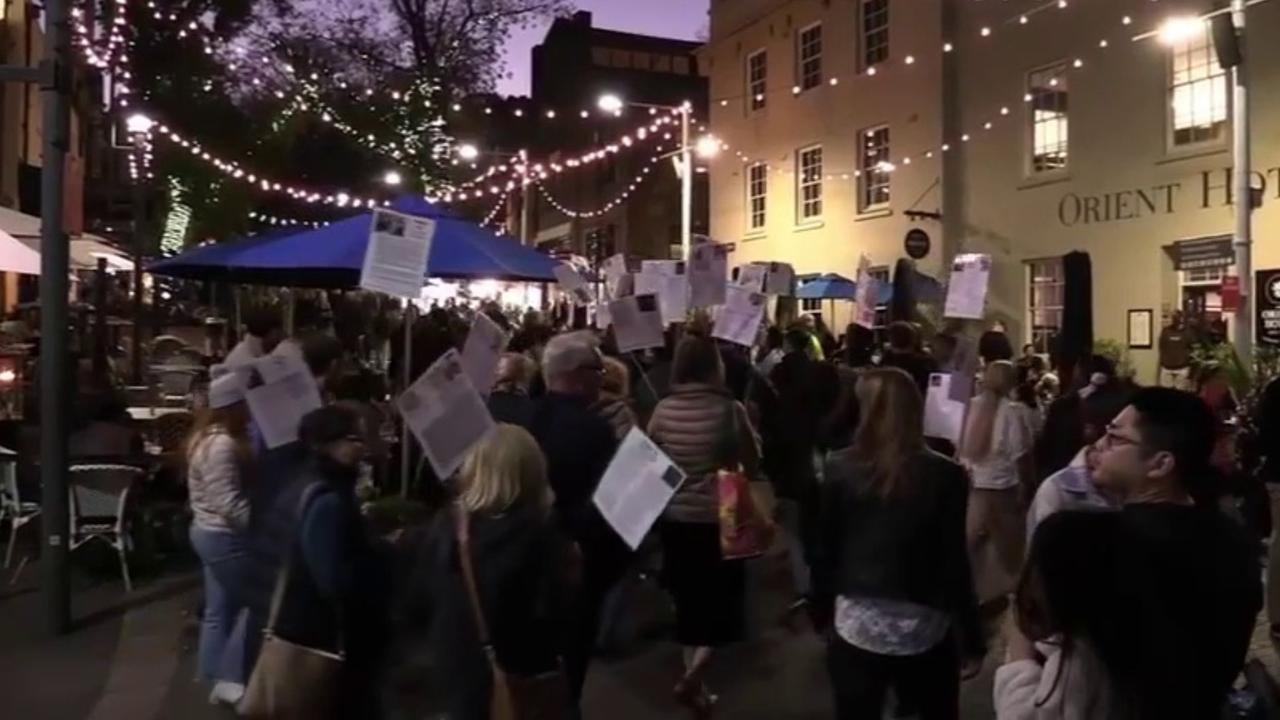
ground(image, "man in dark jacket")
xmin=1092 ymin=388 xmax=1262 ymax=718
xmin=486 ymin=353 xmax=536 ymax=427
xmin=527 ymin=332 xmax=625 ymax=712
xmin=879 ymin=322 xmax=937 ymax=395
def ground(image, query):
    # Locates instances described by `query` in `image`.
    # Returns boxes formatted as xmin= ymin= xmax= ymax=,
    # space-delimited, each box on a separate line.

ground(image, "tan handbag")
xmin=455 ymin=505 xmax=569 ymax=720
xmin=241 ymin=485 xmax=344 ymax=720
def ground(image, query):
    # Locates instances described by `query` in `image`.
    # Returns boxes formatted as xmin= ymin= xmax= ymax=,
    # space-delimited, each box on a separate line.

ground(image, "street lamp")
xmin=383 ymin=170 xmax=403 ymax=187
xmin=596 ymin=93 xmax=697 ymax=259
xmin=1157 ymin=16 xmax=1206 ymax=45
xmin=694 ymin=135 xmax=722 ymax=160
xmin=457 ymin=143 xmax=480 ymax=161
xmin=126 ymin=113 xmax=153 ymax=384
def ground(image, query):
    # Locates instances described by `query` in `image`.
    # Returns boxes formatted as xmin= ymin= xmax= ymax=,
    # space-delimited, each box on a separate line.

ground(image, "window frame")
xmin=1026 ymin=258 xmax=1065 ymax=354
xmin=858 ymin=125 xmax=892 ymax=213
xmin=1026 ymin=61 xmax=1070 ymax=176
xmin=746 ymin=48 xmax=768 ymax=111
xmin=746 ymin=162 xmax=768 ymax=233
xmin=861 ymin=0 xmax=890 ymax=70
xmin=797 ymin=22 xmax=823 ymax=92
xmin=796 ymin=144 xmax=824 ymax=223
xmin=1167 ymin=24 xmax=1229 ymax=150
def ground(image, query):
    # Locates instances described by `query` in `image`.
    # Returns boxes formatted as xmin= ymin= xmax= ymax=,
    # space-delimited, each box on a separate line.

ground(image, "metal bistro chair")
xmin=152 ymin=367 xmax=201 ymax=405
xmin=1 ymin=460 xmax=37 ymax=569
xmin=68 ymin=462 xmax=146 ymax=592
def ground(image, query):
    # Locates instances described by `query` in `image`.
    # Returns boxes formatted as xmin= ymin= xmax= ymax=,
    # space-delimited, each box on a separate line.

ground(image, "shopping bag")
xmin=717 ymin=469 xmax=775 ymax=560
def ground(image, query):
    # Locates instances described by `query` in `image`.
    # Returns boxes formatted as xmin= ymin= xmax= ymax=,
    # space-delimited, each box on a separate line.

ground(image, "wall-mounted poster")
xmin=1128 ymin=309 xmax=1153 ymax=350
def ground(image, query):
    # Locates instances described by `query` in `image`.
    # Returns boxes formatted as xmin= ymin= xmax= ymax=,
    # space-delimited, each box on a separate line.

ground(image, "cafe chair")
xmin=68 ymin=463 xmax=145 ymax=592
xmin=1 ymin=463 xmax=38 ymax=569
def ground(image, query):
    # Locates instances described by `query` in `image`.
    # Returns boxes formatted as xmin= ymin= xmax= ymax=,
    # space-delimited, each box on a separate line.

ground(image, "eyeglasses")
xmin=1102 ymin=425 xmax=1142 ymax=450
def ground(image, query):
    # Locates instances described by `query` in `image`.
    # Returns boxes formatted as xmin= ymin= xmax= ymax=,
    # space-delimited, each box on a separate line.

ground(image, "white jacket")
xmin=1026 ymin=449 xmax=1118 ymax=545
xmin=994 ymin=641 xmax=1118 ymax=720
xmin=187 ymin=431 xmax=251 ymax=533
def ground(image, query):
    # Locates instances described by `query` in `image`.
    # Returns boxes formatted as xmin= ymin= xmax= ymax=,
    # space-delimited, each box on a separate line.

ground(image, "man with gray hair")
xmin=528 ymin=331 xmax=628 ymax=712
xmin=487 ymin=352 xmax=537 ymax=427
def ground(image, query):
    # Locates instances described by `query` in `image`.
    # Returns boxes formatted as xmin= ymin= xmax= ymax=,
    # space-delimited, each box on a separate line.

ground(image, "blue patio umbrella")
xmin=796 ymin=273 xmax=894 ymax=304
xmin=148 ymin=195 xmax=559 ymax=287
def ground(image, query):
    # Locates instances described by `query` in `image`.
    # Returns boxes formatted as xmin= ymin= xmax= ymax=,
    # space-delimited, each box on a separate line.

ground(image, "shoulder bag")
xmin=715 ymin=399 xmax=775 ymax=560
xmin=454 ymin=504 xmax=569 ymax=720
xmin=241 ymin=483 xmax=343 ymax=720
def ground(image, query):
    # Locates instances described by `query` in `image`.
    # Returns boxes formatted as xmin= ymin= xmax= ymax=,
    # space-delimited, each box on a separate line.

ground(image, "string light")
xmin=479 ymin=194 xmax=508 ymax=230
xmin=536 ymin=154 xmax=664 ymax=219
xmin=248 ymin=211 xmax=329 ymax=229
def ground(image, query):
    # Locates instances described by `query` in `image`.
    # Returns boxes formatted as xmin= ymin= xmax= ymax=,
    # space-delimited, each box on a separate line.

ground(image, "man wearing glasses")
xmin=1090 ymin=388 xmax=1261 ymax=717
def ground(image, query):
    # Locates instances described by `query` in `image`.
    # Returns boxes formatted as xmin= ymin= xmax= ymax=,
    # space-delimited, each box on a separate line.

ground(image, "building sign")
xmin=1258 ymin=269 xmax=1280 ymax=347
xmin=904 ymin=229 xmax=931 ymax=259
xmin=1057 ymin=165 xmax=1280 ymax=227
xmin=1221 ymin=275 xmax=1241 ymax=312
xmin=1168 ymin=235 xmax=1234 ymax=271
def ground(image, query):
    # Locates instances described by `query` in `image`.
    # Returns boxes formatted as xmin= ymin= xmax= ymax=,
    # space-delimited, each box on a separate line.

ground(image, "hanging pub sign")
xmin=1257 ymin=269 xmax=1280 ymax=347
xmin=904 ymin=229 xmax=931 ymax=260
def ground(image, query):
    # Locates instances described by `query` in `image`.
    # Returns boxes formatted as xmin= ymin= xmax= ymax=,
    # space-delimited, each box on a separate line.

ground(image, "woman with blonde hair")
xmin=393 ymin=424 xmax=576 ymax=720
xmin=813 ymin=367 xmax=984 ymax=719
xmin=961 ymin=360 xmax=1035 ymax=605
xmin=186 ymin=372 xmax=255 ymax=706
xmin=593 ymin=355 xmax=638 ymax=440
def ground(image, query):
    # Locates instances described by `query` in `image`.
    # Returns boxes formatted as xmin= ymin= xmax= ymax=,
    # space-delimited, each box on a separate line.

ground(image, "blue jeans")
xmin=190 ymin=525 xmax=251 ymax=684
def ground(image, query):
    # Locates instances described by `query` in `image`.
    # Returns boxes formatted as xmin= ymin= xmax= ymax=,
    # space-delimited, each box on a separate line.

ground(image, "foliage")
xmin=1093 ymin=339 xmax=1136 ymax=380
xmin=1189 ymin=342 xmax=1280 ymax=419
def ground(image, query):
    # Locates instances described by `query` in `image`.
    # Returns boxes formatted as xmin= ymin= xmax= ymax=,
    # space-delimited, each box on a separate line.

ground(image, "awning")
xmin=0 ymin=205 xmax=133 ymax=271
xmin=0 ymin=228 xmax=41 ymax=275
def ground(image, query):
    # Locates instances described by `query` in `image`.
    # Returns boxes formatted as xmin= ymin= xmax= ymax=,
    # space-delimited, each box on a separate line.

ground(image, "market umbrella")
xmin=148 ymin=195 xmax=559 ymax=287
xmin=796 ymin=273 xmax=856 ymax=300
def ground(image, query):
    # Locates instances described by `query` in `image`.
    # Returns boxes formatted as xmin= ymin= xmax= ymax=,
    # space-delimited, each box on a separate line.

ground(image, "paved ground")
xmin=0 ymin=543 xmax=1273 ymax=719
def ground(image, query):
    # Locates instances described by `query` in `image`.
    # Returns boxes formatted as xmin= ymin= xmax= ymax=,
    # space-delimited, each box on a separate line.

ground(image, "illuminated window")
xmin=797 ymin=23 xmax=823 ymax=91
xmin=859 ymin=126 xmax=891 ymax=211
xmin=1027 ymin=258 xmax=1064 ymax=354
xmin=747 ymin=163 xmax=767 ymax=231
xmin=1170 ymin=25 xmax=1228 ymax=146
xmin=1028 ymin=63 xmax=1069 ymax=173
xmin=862 ymin=0 xmax=890 ymax=68
xmin=797 ymin=145 xmax=823 ymax=221
xmin=747 ymin=49 xmax=767 ymax=111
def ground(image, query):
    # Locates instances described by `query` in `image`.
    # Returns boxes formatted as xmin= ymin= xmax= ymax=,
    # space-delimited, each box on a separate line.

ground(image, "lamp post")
xmin=596 ymin=95 xmax=709 ymax=260
xmin=1228 ymin=0 xmax=1252 ymax=363
xmin=125 ymin=112 xmax=153 ymax=385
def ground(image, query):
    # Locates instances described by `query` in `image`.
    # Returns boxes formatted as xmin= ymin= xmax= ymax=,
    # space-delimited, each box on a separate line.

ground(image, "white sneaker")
xmin=208 ymin=681 xmax=245 ymax=707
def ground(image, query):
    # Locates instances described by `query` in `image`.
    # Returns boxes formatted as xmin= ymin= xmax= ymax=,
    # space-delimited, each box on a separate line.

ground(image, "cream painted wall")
xmin=705 ymin=0 xmax=1280 ymax=381
xmin=950 ymin=0 xmax=1280 ymax=383
xmin=702 ymin=0 xmax=946 ymax=336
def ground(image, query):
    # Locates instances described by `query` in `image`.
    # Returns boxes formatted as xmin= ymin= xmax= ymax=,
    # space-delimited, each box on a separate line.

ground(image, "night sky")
xmin=498 ymin=0 xmax=710 ymax=96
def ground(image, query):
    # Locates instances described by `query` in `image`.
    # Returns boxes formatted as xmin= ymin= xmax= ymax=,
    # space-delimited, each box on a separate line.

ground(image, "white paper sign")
xmin=924 ymin=373 xmax=967 ymax=443
xmin=659 ymin=274 xmax=690 ymax=325
xmin=360 ymin=209 xmax=436 ymax=299
xmin=634 ymin=271 xmax=663 ymax=299
xmin=713 ymin=285 xmax=767 ymax=347
xmin=593 ymin=428 xmax=687 ymax=550
xmin=735 ymin=264 xmax=767 ymax=292
xmin=689 ymin=244 xmax=728 ymax=307
xmin=609 ymin=294 xmax=665 ymax=353
xmin=763 ymin=262 xmax=796 ymax=296
xmin=553 ymin=264 xmax=594 ymax=306
xmin=460 ymin=313 xmax=510 ymax=398
xmin=245 ymin=360 xmax=323 ymax=449
xmin=854 ymin=255 xmax=878 ymax=329
xmin=604 ymin=254 xmax=629 ymax=299
xmin=397 ymin=349 xmax=495 ymax=480
xmin=944 ymin=253 xmax=992 ymax=320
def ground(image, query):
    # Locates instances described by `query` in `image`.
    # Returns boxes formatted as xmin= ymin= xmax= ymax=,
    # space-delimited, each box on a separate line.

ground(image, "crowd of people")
xmin=177 ymin=303 xmax=1277 ymax=720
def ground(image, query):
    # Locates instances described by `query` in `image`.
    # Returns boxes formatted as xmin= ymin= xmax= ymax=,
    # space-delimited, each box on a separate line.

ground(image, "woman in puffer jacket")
xmin=648 ymin=335 xmax=760 ymax=717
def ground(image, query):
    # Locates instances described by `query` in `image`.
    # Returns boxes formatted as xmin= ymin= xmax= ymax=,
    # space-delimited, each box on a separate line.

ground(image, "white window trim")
xmin=1166 ymin=27 xmax=1229 ymax=153
xmin=796 ymin=144 xmax=824 ymax=224
xmin=796 ymin=22 xmax=823 ymax=92
xmin=1025 ymin=61 xmax=1070 ymax=178
xmin=746 ymin=48 xmax=767 ymax=112
xmin=1024 ymin=258 xmax=1065 ymax=352
xmin=746 ymin=162 xmax=768 ymax=234
xmin=858 ymin=125 xmax=891 ymax=213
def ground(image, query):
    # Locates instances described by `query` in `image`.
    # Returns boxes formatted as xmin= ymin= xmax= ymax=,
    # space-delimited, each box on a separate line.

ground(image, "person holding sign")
xmin=647 ymin=336 xmax=761 ymax=715
xmin=812 ymin=368 xmax=984 ymax=720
